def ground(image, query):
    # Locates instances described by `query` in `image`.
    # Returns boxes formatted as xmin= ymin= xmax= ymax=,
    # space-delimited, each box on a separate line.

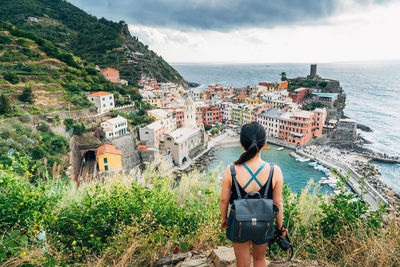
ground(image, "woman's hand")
xmin=280 ymin=228 xmax=288 ymax=238
xmin=276 ymin=225 xmax=288 ymax=238
xmin=221 ymin=217 xmax=228 ymax=229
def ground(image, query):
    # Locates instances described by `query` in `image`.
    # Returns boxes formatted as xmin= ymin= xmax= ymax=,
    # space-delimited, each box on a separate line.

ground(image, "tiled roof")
xmin=88 ymin=91 xmax=113 ymax=97
xmin=96 ymin=144 xmax=122 ymax=157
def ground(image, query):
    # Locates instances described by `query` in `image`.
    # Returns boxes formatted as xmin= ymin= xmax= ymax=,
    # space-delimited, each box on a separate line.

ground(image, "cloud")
xmin=68 ymin=0 xmax=393 ymax=30
xmin=126 ymin=1 xmax=400 ymax=63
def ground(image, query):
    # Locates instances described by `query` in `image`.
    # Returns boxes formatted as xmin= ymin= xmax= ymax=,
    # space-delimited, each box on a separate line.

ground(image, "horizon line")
xmin=170 ymin=59 xmax=400 ymax=65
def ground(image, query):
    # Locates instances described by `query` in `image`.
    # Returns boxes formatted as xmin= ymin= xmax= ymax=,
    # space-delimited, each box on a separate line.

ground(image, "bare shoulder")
xmin=271 ymin=164 xmax=283 ymax=183
xmin=223 ymin=164 xmax=232 ymax=176
xmin=222 ymin=164 xmax=233 ymax=185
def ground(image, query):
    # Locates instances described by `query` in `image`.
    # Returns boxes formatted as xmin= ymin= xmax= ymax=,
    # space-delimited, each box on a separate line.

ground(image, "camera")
xmin=276 ymin=236 xmax=291 ymax=251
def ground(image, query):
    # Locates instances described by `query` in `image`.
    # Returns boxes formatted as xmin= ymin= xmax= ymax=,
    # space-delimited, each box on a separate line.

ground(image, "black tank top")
xmin=229 ymin=163 xmax=273 ymax=204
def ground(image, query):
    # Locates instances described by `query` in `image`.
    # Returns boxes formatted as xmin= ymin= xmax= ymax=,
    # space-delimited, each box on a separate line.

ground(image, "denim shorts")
xmin=226 ymin=208 xmax=269 ymax=245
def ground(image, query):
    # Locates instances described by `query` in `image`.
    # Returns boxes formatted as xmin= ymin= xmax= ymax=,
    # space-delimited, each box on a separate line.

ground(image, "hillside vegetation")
xmin=1 ymin=157 xmax=399 ymax=266
xmin=0 ymin=21 xmax=148 ymax=117
xmin=0 ymin=0 xmax=186 ymax=85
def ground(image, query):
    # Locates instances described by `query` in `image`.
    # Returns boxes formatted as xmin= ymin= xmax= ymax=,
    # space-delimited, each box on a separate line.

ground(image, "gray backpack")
xmin=229 ymin=163 xmax=279 ymax=243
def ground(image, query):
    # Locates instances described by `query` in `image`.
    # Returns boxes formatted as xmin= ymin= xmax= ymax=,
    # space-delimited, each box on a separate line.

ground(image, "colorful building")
xmin=278 ymin=81 xmax=288 ymax=90
xmin=96 ymin=144 xmax=122 ymax=172
xmin=169 ymin=108 xmax=185 ymax=128
xmin=236 ymin=94 xmax=246 ymax=103
xmin=101 ymin=68 xmax=120 ymax=83
xmin=87 ymin=91 xmax=115 ymax=114
xmin=101 ymin=115 xmax=128 ymax=139
xmin=197 ymin=105 xmax=221 ymax=125
xmin=289 ymin=88 xmax=312 ymax=103
xmin=245 ymin=98 xmax=261 ymax=105
xmin=143 ymin=97 xmax=162 ymax=108
xmin=278 ymin=108 xmax=327 ymax=146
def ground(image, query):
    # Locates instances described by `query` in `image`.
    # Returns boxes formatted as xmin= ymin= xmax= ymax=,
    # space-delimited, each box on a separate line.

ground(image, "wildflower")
xmin=72 ymin=240 xmax=77 ymax=246
xmin=77 ymin=224 xmax=81 ymax=229
xmin=90 ymin=234 xmax=94 ymax=238
xmin=20 ymin=202 xmax=24 ymax=206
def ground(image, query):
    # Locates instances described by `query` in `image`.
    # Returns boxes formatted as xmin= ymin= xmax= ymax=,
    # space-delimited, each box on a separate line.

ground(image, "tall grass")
xmin=1 ymin=160 xmax=399 ymax=266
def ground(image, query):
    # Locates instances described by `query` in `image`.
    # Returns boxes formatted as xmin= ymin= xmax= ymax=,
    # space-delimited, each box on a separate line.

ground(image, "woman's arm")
xmin=220 ymin=165 xmax=232 ymax=229
xmin=272 ymin=165 xmax=286 ymax=235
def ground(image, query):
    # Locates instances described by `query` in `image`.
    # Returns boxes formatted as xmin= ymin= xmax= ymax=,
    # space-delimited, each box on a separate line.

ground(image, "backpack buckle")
xmin=252 ymin=218 xmax=257 ymax=226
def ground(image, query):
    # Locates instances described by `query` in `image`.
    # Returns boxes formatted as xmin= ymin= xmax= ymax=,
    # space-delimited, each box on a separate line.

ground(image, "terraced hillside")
xmin=0 ymin=0 xmax=186 ymax=85
xmin=0 ymin=21 xmax=135 ymax=116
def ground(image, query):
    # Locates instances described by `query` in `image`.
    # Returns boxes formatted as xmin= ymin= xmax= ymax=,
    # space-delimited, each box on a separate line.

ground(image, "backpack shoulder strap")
xmin=264 ymin=164 xmax=275 ymax=198
xmin=230 ymin=163 xmax=242 ymax=199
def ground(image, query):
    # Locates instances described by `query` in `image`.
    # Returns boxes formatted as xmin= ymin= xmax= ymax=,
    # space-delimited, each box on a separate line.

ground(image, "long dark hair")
xmin=234 ymin=121 xmax=266 ymax=165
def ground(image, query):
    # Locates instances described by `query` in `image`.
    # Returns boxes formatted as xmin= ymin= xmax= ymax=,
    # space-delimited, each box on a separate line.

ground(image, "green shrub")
xmin=63 ymin=118 xmax=74 ymax=130
xmin=3 ymin=72 xmax=19 ymax=84
xmin=19 ymin=113 xmax=32 ymax=123
xmin=0 ymin=94 xmax=13 ymax=115
xmin=19 ymin=87 xmax=34 ymax=103
xmin=0 ymin=34 xmax=11 ymax=44
xmin=37 ymin=120 xmax=50 ymax=132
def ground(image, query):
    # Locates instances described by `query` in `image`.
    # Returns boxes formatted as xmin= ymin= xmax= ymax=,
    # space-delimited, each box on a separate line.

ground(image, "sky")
xmin=68 ymin=0 xmax=400 ymax=63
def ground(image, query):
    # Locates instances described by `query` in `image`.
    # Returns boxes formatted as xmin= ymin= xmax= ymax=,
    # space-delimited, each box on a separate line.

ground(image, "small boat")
xmin=314 ymin=164 xmax=323 ymax=170
xmin=290 ymin=152 xmax=297 ymax=157
xmin=309 ymin=162 xmax=317 ymax=167
xmin=138 ymin=145 xmax=149 ymax=150
xmin=274 ymin=147 xmax=284 ymax=151
xmin=299 ymin=157 xmax=310 ymax=162
xmin=263 ymin=146 xmax=271 ymax=150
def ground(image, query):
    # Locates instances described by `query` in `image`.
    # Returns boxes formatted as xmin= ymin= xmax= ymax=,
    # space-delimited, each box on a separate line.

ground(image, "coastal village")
xmin=1 ymin=2 xmax=400 ymax=265
xmin=62 ymin=64 xmax=400 ymax=212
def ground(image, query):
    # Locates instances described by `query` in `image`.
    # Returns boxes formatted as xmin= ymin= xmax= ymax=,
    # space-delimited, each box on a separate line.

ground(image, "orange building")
xmin=278 ymin=81 xmax=288 ymax=90
xmin=101 ymin=68 xmax=120 ymax=83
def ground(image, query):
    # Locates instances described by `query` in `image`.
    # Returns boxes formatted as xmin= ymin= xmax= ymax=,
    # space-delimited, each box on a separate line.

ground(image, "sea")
xmin=172 ymin=62 xmax=400 ymax=192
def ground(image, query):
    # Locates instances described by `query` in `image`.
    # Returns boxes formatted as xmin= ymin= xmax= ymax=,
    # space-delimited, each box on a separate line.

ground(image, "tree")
xmin=0 ymin=94 xmax=13 ymax=115
xmin=281 ymin=72 xmax=287 ymax=81
xmin=210 ymin=128 xmax=219 ymax=135
xmin=130 ymin=92 xmax=142 ymax=102
xmin=19 ymin=87 xmax=34 ymax=103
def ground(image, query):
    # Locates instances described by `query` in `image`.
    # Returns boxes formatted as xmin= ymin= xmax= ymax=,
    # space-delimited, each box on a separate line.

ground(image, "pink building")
xmin=289 ymin=88 xmax=312 ymax=103
xmin=101 ymin=68 xmax=120 ymax=83
xmin=278 ymin=108 xmax=326 ymax=146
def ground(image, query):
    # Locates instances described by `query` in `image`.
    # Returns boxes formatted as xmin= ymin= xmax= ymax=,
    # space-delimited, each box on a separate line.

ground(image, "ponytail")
xmin=233 ymin=122 xmax=266 ymax=165
xmin=234 ymin=141 xmax=259 ymax=165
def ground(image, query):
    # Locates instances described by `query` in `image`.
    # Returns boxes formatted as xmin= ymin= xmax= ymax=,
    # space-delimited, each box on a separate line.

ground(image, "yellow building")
xmin=245 ymin=98 xmax=261 ymax=105
xmin=96 ymin=144 xmax=122 ymax=172
xmin=144 ymin=98 xmax=162 ymax=108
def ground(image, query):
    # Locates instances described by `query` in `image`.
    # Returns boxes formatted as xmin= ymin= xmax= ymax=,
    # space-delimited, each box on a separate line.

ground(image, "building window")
xmin=105 ymin=165 xmax=108 ymax=171
xmin=110 ymin=103 xmax=113 ymax=106
xmin=102 ymin=97 xmax=105 ymax=101
xmin=103 ymin=104 xmax=106 ymax=107
xmin=104 ymin=158 xmax=108 ymax=164
xmin=110 ymin=96 xmax=112 ymax=100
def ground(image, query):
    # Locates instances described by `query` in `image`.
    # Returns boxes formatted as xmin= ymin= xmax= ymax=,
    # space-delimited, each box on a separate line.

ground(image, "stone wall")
xmin=69 ymin=136 xmax=83 ymax=183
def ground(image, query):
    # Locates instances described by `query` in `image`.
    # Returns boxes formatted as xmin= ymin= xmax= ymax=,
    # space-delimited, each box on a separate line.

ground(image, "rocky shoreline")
xmin=354 ymin=161 xmax=400 ymax=213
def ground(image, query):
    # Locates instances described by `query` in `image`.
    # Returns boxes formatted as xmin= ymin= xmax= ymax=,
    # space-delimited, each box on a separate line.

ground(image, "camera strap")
xmin=267 ymin=228 xmax=294 ymax=263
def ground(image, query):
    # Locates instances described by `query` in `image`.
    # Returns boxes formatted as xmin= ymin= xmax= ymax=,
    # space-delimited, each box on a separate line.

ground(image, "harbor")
xmin=191 ymin=132 xmax=395 ymax=211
